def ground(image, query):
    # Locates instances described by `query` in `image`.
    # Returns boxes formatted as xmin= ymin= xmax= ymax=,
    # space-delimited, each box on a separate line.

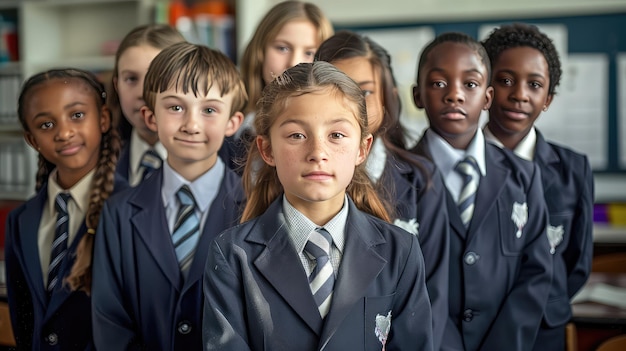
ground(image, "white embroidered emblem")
xmin=511 ymin=202 xmax=528 ymax=238
xmin=547 ymin=224 xmax=564 ymax=254
xmin=375 ymin=310 xmax=392 ymax=351
xmin=393 ymin=218 xmax=419 ymax=236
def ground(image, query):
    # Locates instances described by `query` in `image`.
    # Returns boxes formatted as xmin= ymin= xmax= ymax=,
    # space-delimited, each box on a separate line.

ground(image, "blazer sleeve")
xmin=202 ymin=237 xmax=252 ymax=351
xmin=415 ymin=169 xmax=449 ymax=351
xmin=388 ymin=234 xmax=434 ymax=351
xmin=480 ymin=163 xmax=553 ymax=351
xmin=91 ymin=201 xmax=142 ymax=350
xmin=564 ymin=156 xmax=594 ymax=297
xmin=4 ymin=212 xmax=34 ymax=350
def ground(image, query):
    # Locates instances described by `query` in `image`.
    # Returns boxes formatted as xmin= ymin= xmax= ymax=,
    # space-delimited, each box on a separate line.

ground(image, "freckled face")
xmin=262 ymin=20 xmax=319 ymax=85
xmin=257 ymin=88 xmax=370 ymax=215
xmin=414 ymin=42 xmax=493 ymax=148
xmin=23 ymin=79 xmax=109 ymax=188
xmin=488 ymin=46 xmax=553 ymax=140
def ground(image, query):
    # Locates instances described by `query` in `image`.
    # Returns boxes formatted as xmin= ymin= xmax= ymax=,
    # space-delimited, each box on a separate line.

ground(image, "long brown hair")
xmin=241 ymin=61 xmax=389 ymax=223
xmin=240 ymin=1 xmax=333 ymax=115
xmin=17 ymin=69 xmax=121 ymax=294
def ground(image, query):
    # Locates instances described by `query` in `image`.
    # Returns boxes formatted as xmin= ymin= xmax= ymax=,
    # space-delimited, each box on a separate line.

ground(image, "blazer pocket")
xmin=364 ymin=293 xmax=396 ymax=351
xmin=543 ymin=295 xmax=572 ymax=328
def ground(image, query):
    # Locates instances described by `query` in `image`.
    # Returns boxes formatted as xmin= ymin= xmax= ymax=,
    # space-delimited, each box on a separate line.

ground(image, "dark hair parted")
xmin=316 ymin=30 xmax=433 ymax=210
xmin=482 ymin=23 xmax=562 ymax=95
xmin=110 ymin=24 xmax=186 ymax=141
xmin=417 ymin=31 xmax=491 ymax=85
xmin=240 ymin=0 xmax=333 ymax=114
xmin=17 ymin=68 xmax=121 ymax=294
xmin=241 ymin=61 xmax=390 ymax=223
xmin=143 ymin=42 xmax=247 ymax=116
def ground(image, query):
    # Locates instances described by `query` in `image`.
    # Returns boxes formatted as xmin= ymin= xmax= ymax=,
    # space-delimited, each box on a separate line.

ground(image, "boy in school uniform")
xmin=91 ymin=42 xmax=247 ymax=351
xmin=410 ymin=32 xmax=553 ymax=351
xmin=483 ymin=23 xmax=594 ymax=351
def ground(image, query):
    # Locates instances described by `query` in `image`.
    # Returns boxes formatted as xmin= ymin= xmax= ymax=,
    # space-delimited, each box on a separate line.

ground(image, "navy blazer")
xmin=203 ymin=197 xmax=434 ymax=351
xmin=412 ymin=136 xmax=552 ymax=351
xmin=532 ymin=131 xmax=594 ymax=348
xmin=378 ymin=153 xmax=449 ymax=350
xmin=5 ymin=176 xmax=128 ymax=351
xmin=92 ymin=166 xmax=245 ymax=351
xmin=115 ymin=143 xmax=131 ymax=183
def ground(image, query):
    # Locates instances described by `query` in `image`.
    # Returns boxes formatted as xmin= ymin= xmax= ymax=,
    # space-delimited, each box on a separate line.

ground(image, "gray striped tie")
xmin=455 ymin=156 xmax=480 ymax=228
xmin=47 ymin=193 xmax=71 ymax=294
xmin=172 ymin=185 xmax=200 ymax=276
xmin=140 ymin=149 xmax=162 ymax=180
xmin=304 ymin=228 xmax=335 ymax=318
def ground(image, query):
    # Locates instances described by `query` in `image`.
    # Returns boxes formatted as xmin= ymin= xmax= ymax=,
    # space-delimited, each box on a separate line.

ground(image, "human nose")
xmin=307 ymin=136 xmax=329 ymax=162
xmin=444 ymin=83 xmax=465 ymax=104
xmin=55 ymin=120 xmax=74 ymax=141
xmin=510 ymin=82 xmax=530 ymax=103
xmin=181 ymin=111 xmax=200 ymax=134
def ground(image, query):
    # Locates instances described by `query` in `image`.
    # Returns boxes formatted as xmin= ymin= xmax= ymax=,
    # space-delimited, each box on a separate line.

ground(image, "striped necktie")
xmin=140 ymin=149 xmax=162 ymax=180
xmin=172 ymin=185 xmax=200 ymax=276
xmin=47 ymin=193 xmax=71 ymax=294
xmin=304 ymin=228 xmax=335 ymax=319
xmin=455 ymin=156 xmax=480 ymax=228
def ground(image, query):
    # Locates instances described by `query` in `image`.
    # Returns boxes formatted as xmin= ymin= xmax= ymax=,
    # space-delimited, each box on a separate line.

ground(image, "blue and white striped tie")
xmin=140 ymin=149 xmax=162 ymax=180
xmin=304 ymin=228 xmax=335 ymax=318
xmin=47 ymin=193 xmax=71 ymax=294
xmin=456 ymin=156 xmax=480 ymax=228
xmin=172 ymin=185 xmax=200 ymax=276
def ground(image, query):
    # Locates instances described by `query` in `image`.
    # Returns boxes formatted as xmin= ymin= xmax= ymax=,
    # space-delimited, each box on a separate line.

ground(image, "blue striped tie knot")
xmin=140 ymin=149 xmax=162 ymax=180
xmin=455 ymin=156 xmax=480 ymax=228
xmin=304 ymin=228 xmax=335 ymax=318
xmin=172 ymin=185 xmax=200 ymax=276
xmin=48 ymin=193 xmax=71 ymax=294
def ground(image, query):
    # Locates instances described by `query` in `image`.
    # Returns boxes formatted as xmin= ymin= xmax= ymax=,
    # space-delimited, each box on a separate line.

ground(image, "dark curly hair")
xmin=482 ymin=23 xmax=562 ymax=96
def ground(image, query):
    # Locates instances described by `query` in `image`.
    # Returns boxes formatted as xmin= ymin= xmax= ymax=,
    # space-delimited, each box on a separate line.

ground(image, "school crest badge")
xmin=511 ymin=202 xmax=528 ymax=238
xmin=375 ymin=310 xmax=392 ymax=351
xmin=547 ymin=224 xmax=564 ymax=254
xmin=393 ymin=218 xmax=419 ymax=236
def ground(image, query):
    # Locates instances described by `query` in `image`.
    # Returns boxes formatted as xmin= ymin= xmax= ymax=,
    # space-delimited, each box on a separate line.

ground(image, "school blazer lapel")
xmin=131 ymin=170 xmax=182 ymax=289
xmin=534 ymin=131 xmax=559 ymax=193
xmin=467 ymin=145 xmax=508 ymax=239
xmin=319 ymin=200 xmax=387 ymax=348
xmin=17 ymin=189 xmax=48 ymax=308
xmin=251 ymin=200 xmax=324 ymax=335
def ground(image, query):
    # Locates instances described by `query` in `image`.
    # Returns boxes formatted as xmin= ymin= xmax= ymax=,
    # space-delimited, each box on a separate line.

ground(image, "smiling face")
xmin=115 ymin=44 xmax=162 ymax=145
xmin=262 ymin=20 xmax=319 ymax=85
xmin=143 ymin=83 xmax=243 ymax=181
xmin=257 ymin=87 xmax=371 ymax=218
xmin=414 ymin=41 xmax=493 ymax=149
xmin=332 ymin=56 xmax=384 ymax=135
xmin=23 ymin=79 xmax=109 ymax=189
xmin=488 ymin=46 xmax=553 ymax=148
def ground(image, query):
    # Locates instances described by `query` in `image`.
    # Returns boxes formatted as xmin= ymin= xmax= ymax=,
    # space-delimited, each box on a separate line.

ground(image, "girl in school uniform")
xmin=222 ymin=0 xmax=334 ymax=172
xmin=316 ymin=30 xmax=450 ymax=350
xmin=482 ymin=23 xmax=594 ymax=351
xmin=4 ymin=68 xmax=127 ymax=350
xmin=202 ymin=61 xmax=434 ymax=351
xmin=111 ymin=24 xmax=185 ymax=186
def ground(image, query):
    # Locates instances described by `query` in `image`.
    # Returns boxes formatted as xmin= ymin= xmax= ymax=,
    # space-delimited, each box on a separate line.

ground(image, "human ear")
xmin=483 ymin=86 xmax=494 ymax=110
xmin=224 ymin=111 xmax=244 ymax=137
xmin=24 ymin=132 xmax=39 ymax=151
xmin=257 ymin=135 xmax=275 ymax=166
xmin=543 ymin=94 xmax=554 ymax=112
xmin=113 ymin=76 xmax=119 ymax=93
xmin=100 ymin=105 xmax=112 ymax=133
xmin=141 ymin=106 xmax=158 ymax=132
xmin=356 ymin=133 xmax=374 ymax=166
xmin=413 ymin=85 xmax=424 ymax=109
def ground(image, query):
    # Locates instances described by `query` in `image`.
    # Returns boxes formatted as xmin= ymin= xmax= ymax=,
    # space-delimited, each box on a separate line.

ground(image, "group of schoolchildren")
xmin=4 ymin=1 xmax=594 ymax=350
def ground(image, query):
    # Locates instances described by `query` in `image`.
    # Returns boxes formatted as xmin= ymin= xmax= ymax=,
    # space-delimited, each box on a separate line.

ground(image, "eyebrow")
xmin=278 ymin=116 xmax=355 ymax=128
xmin=429 ymin=67 xmax=486 ymax=78
xmin=160 ymin=95 xmax=226 ymax=105
xmin=496 ymin=68 xmax=546 ymax=79
xmin=32 ymin=101 xmax=87 ymax=120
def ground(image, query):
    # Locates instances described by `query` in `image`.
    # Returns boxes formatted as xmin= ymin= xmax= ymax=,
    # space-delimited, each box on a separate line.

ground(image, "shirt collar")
xmin=425 ymin=128 xmax=486 ymax=177
xmin=129 ymin=129 xmax=167 ymax=172
xmin=46 ymin=168 xmax=96 ymax=214
xmin=483 ymin=125 xmax=536 ymax=161
xmin=161 ymin=157 xmax=225 ymax=213
xmin=282 ymin=195 xmax=348 ymax=255
xmin=365 ymin=137 xmax=387 ymax=183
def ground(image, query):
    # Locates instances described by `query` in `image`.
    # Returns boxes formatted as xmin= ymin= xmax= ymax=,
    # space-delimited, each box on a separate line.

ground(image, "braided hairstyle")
xmin=17 ymin=68 xmax=121 ymax=294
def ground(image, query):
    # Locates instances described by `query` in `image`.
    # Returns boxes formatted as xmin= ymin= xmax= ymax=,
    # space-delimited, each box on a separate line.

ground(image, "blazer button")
xmin=463 ymin=309 xmax=474 ymax=322
xmin=464 ymin=252 xmax=479 ymax=265
xmin=46 ymin=332 xmax=58 ymax=345
xmin=178 ymin=321 xmax=192 ymax=335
